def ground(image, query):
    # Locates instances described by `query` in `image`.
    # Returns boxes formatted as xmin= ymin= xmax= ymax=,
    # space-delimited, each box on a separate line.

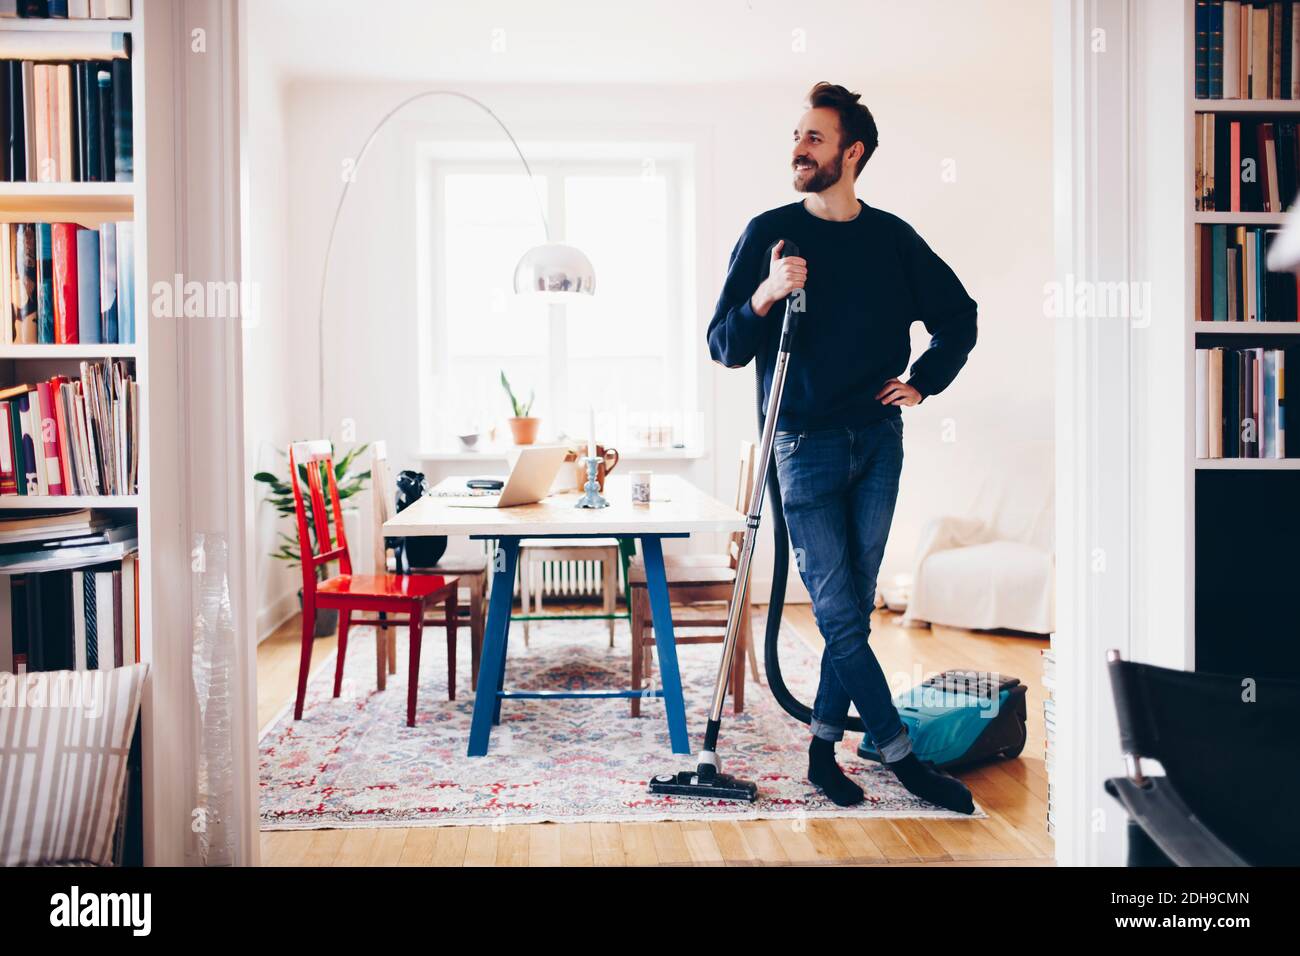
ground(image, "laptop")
xmin=447 ymin=445 xmax=569 ymax=508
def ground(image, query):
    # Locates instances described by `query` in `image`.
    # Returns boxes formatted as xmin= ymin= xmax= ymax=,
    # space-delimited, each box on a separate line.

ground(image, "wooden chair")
xmin=628 ymin=441 xmax=760 ymax=716
xmin=518 ymin=538 xmax=621 ymax=647
xmin=369 ymin=442 xmax=487 ymax=692
xmin=289 ymin=440 xmax=459 ymax=727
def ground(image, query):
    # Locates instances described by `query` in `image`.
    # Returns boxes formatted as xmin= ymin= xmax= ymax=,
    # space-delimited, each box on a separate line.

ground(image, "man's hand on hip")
xmin=876 ymin=378 xmax=922 ymax=407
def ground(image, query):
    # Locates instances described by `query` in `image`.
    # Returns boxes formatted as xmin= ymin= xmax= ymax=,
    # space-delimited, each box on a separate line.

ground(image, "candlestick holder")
xmin=574 ymin=455 xmax=609 ymax=509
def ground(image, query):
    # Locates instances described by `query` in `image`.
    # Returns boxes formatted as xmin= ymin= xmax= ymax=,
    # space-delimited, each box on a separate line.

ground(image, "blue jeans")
xmin=774 ymin=418 xmax=912 ymax=762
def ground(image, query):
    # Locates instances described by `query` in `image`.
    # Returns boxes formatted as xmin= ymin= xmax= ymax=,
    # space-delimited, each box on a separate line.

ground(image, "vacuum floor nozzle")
xmin=648 ymin=770 xmax=759 ymax=803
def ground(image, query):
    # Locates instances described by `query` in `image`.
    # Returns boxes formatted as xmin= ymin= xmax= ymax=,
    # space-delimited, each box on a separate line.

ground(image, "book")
xmin=0 ymin=578 xmax=10 ymax=673
xmin=0 ymin=364 xmax=135 ymax=496
xmin=1197 ymin=349 xmax=1209 ymax=458
xmin=34 ymin=221 xmax=53 ymax=342
xmin=98 ymin=220 xmax=116 ymax=342
xmin=12 ymin=222 xmax=35 ymax=343
xmin=5 ymin=61 xmax=24 ymax=181
xmin=1209 ymin=0 xmax=1225 ymax=98
xmin=1197 ymin=1 xmax=1210 ymax=98
xmin=1197 ymin=224 xmax=1297 ymax=322
xmin=0 ymin=559 xmax=135 ymax=677
xmin=1254 ymin=3 xmax=1270 ymax=98
xmin=20 ymin=61 xmax=34 ymax=182
xmin=0 ymin=223 xmax=11 ymax=344
xmin=1225 ymin=2 xmax=1242 ymax=98
xmin=0 ymin=403 xmax=14 ymax=494
xmin=55 ymin=63 xmax=71 ymax=181
xmin=0 ymin=60 xmax=8 ymax=181
xmin=0 ymin=508 xmax=99 ymax=540
xmin=75 ymin=226 xmax=99 ymax=343
xmin=34 ymin=379 xmax=64 ymax=494
xmin=80 ymin=60 xmax=100 ymax=181
xmin=123 ymin=550 xmax=135 ymax=663
xmin=0 ymin=30 xmax=127 ymax=61
xmin=31 ymin=62 xmax=52 ymax=182
xmin=1200 ymin=345 xmax=1291 ymax=459
xmin=2 ymin=220 xmax=129 ymax=344
xmin=50 ymin=221 xmax=78 ymax=343
xmin=110 ymin=56 xmax=129 ymax=181
xmin=114 ymin=220 xmax=131 ymax=342
xmin=1209 ymin=347 xmax=1225 ymax=458
xmin=95 ymin=64 xmax=111 ymax=183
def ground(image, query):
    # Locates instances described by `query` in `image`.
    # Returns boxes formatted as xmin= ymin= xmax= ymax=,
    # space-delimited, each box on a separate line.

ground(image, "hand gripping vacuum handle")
xmin=695 ymin=239 xmax=802 ymax=774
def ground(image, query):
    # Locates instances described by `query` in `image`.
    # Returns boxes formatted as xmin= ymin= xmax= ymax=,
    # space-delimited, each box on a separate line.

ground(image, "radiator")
xmin=519 ymin=559 xmax=626 ymax=600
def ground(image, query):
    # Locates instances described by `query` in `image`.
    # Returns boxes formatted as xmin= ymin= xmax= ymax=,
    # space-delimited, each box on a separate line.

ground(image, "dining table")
xmin=382 ymin=473 xmax=746 ymax=757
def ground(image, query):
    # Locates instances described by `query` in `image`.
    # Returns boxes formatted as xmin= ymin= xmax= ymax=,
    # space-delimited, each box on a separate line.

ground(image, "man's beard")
xmin=793 ymin=152 xmax=843 ymax=193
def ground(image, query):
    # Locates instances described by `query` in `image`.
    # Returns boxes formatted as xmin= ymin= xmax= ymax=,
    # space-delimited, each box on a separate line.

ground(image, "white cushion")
xmin=907 ymin=541 xmax=1054 ymax=634
xmin=0 ymin=664 xmax=148 ymax=866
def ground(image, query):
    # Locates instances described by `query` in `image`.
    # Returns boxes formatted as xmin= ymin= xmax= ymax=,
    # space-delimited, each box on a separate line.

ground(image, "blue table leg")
xmin=468 ymin=537 xmax=519 ymax=757
xmin=640 ymin=535 xmax=692 ymax=755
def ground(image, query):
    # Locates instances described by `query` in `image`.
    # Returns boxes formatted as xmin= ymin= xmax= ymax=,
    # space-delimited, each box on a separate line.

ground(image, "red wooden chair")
xmin=289 ymin=440 xmax=460 ymax=727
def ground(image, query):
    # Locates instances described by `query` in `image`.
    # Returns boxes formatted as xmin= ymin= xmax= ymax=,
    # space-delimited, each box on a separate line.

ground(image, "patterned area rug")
xmin=259 ymin=618 xmax=985 ymax=828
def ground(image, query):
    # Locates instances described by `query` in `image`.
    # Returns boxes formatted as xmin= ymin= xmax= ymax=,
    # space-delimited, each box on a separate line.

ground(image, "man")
xmin=707 ymin=82 xmax=978 ymax=812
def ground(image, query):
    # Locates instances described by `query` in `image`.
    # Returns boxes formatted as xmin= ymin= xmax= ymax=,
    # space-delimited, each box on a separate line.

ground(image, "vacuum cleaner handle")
xmin=697 ymin=239 xmax=803 ymax=765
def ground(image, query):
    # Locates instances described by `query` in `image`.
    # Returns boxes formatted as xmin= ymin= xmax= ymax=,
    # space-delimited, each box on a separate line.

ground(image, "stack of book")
xmin=0 ymin=557 xmax=139 ymax=674
xmin=1194 ymin=114 xmax=1300 ymax=211
xmin=1196 ymin=345 xmax=1293 ymax=457
xmin=0 ymin=506 xmax=135 ymax=570
xmin=1196 ymin=0 xmax=1300 ymax=99
xmin=0 ymin=41 xmax=131 ymax=183
xmin=0 ymin=359 xmax=138 ymax=495
xmin=0 ymin=219 xmax=134 ymax=343
xmin=1041 ymin=643 xmax=1056 ymax=837
xmin=1196 ymin=224 xmax=1299 ymax=321
xmin=0 ymin=2 xmax=131 ymax=19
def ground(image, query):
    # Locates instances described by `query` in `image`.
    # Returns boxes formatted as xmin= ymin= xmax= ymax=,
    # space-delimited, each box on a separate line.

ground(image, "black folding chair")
xmin=1104 ymin=650 xmax=1300 ymax=867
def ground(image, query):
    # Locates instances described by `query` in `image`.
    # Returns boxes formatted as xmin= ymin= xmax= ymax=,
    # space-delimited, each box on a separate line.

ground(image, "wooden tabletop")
xmin=383 ymin=475 xmax=745 ymax=537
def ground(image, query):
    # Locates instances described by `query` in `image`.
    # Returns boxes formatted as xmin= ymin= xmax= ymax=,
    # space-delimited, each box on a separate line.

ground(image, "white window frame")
xmin=419 ymin=151 xmax=693 ymax=451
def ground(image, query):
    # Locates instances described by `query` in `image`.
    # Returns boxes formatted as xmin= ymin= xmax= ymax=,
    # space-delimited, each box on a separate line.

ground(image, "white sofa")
xmin=900 ymin=440 xmax=1054 ymax=635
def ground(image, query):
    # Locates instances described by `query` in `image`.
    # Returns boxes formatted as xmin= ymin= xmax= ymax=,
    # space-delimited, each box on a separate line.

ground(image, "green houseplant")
xmin=253 ymin=443 xmax=371 ymax=637
xmin=500 ymin=369 xmax=539 ymax=444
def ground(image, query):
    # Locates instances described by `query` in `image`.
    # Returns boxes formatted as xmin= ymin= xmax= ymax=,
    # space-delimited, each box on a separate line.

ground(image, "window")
xmin=423 ymin=154 xmax=695 ymax=452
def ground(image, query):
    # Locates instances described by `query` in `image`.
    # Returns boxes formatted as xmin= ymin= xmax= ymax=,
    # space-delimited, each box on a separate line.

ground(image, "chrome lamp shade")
xmin=513 ymin=242 xmax=597 ymax=300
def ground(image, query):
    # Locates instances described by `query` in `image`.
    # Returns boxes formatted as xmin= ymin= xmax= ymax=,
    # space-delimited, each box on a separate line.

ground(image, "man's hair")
xmin=806 ymin=81 xmax=878 ymax=178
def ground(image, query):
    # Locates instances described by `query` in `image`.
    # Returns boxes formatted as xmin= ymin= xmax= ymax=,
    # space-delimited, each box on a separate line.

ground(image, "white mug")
xmin=630 ymin=470 xmax=652 ymax=503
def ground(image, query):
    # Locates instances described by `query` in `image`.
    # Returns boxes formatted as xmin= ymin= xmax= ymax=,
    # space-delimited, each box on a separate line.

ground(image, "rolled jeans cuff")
xmin=810 ymin=718 xmax=844 ymax=742
xmin=877 ymin=725 xmax=913 ymax=763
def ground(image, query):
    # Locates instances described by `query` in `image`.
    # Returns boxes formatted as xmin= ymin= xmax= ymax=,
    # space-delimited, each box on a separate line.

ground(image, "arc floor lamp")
xmin=314 ymin=90 xmax=597 ymax=435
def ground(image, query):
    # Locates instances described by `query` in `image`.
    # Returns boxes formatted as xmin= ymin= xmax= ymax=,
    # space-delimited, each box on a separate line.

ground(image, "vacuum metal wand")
xmin=648 ymin=239 xmax=801 ymax=803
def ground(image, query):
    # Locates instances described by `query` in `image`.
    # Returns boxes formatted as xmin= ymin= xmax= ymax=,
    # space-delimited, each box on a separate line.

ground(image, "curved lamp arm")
xmin=315 ymin=90 xmax=551 ymax=435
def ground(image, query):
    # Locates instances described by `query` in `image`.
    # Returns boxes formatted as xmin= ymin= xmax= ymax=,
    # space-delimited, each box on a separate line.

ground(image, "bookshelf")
xmin=1190 ymin=0 xmax=1300 ymax=680
xmin=0 ymin=3 xmax=149 ymax=863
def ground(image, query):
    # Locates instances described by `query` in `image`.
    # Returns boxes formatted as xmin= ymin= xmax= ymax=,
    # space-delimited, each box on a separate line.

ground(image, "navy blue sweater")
xmin=706 ymin=200 xmax=978 ymax=431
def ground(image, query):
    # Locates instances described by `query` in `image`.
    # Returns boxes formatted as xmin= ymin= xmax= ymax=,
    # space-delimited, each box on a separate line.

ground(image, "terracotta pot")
xmin=574 ymin=444 xmax=620 ymax=492
xmin=508 ymin=417 xmax=540 ymax=445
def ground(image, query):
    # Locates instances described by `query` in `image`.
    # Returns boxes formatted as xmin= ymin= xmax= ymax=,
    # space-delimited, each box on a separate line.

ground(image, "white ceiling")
xmin=246 ymin=0 xmax=1048 ymax=89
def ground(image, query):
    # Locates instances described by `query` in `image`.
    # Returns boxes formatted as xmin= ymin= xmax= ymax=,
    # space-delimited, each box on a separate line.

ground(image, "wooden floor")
xmin=257 ymin=603 xmax=1055 ymax=866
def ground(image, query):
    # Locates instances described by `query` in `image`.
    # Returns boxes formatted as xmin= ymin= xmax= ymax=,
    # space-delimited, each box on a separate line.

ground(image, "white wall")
xmin=241 ymin=47 xmax=311 ymax=638
xmin=243 ymin=8 xmax=1053 ymax=621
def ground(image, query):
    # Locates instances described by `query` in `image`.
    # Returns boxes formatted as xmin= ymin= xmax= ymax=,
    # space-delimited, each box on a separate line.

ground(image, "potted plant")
xmin=500 ymin=370 xmax=539 ymax=444
xmin=253 ymin=443 xmax=371 ymax=637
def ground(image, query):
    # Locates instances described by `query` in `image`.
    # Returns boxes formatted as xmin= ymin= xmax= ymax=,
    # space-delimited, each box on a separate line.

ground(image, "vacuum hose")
xmin=758 ymin=316 xmax=869 ymax=735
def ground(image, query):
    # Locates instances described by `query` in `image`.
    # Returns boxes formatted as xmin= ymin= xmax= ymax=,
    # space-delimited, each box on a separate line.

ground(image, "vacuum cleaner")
xmin=649 ymin=239 xmax=1028 ymax=802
